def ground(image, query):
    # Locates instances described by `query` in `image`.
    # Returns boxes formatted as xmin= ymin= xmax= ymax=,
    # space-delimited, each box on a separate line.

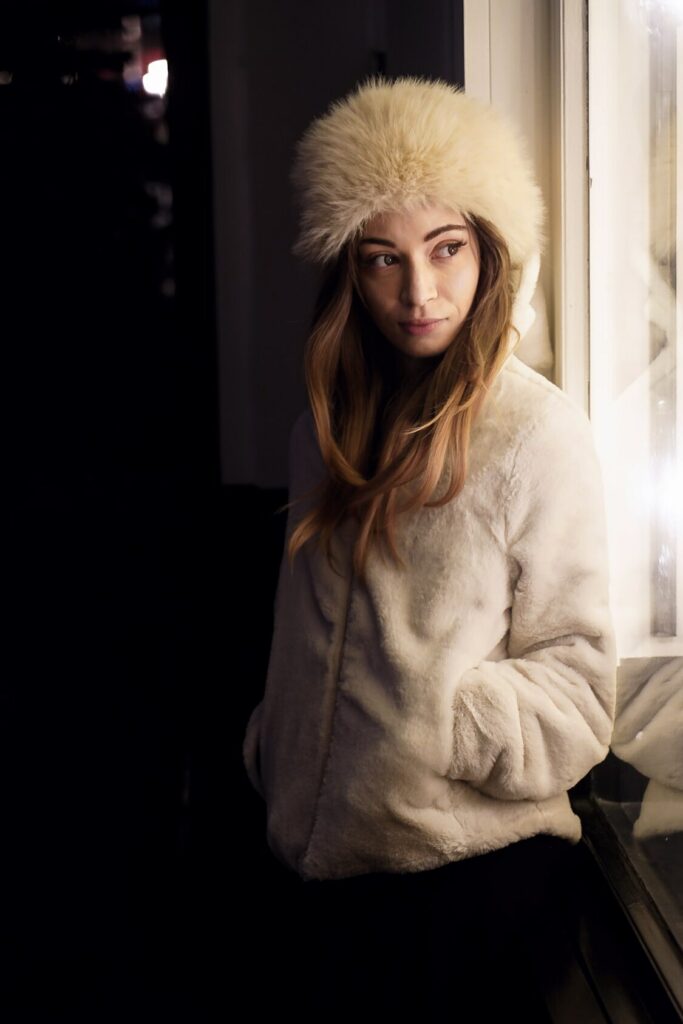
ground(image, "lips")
xmin=398 ymin=318 xmax=446 ymax=335
xmin=400 ymin=319 xmax=444 ymax=326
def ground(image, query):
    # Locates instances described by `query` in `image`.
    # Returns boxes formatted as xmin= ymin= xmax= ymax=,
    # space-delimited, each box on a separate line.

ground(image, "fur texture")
xmin=290 ymin=75 xmax=545 ymax=269
xmin=243 ymin=350 xmax=618 ymax=881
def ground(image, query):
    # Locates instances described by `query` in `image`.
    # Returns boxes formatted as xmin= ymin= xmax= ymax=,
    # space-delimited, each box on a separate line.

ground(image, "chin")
xmin=401 ymin=341 xmax=448 ymax=359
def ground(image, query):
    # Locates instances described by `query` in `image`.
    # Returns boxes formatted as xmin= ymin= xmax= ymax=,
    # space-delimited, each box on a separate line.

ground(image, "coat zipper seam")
xmin=300 ymin=563 xmax=356 ymax=870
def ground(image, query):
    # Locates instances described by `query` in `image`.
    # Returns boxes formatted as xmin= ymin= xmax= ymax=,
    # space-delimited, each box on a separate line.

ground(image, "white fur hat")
xmin=290 ymin=74 xmax=545 ymax=271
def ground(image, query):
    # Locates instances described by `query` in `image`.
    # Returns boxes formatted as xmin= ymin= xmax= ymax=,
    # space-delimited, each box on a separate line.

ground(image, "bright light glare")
xmin=643 ymin=452 xmax=682 ymax=523
xmin=142 ymin=59 xmax=168 ymax=97
xmin=647 ymin=0 xmax=683 ymax=21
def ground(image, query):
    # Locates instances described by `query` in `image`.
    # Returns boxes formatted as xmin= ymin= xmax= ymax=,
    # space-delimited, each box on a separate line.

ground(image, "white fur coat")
xmin=243 ymin=353 xmax=618 ymax=880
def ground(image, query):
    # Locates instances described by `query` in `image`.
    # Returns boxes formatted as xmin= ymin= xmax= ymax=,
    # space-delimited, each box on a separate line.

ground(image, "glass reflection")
xmin=588 ymin=0 xmax=683 ymax=953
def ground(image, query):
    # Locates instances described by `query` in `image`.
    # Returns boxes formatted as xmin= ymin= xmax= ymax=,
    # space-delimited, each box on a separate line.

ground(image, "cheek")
xmin=467 ymin=268 xmax=480 ymax=304
xmin=458 ymin=263 xmax=480 ymax=308
xmin=362 ymin=282 xmax=392 ymax=320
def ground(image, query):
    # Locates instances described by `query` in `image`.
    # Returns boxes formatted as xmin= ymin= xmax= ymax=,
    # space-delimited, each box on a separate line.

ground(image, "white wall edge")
xmin=552 ymin=0 xmax=589 ymax=412
xmin=463 ymin=0 xmax=491 ymax=102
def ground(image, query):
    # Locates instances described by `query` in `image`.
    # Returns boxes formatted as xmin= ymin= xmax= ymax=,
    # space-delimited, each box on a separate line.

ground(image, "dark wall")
xmin=3 ymin=2 xmax=219 ymax=1014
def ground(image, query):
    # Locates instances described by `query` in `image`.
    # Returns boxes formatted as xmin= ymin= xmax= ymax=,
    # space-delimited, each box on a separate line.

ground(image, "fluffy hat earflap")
xmin=508 ymin=249 xmax=540 ymax=353
xmin=290 ymin=74 xmax=545 ymax=273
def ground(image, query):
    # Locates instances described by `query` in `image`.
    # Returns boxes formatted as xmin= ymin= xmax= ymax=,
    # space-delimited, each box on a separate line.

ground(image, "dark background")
xmin=2 ymin=1 xmax=464 ymax=1016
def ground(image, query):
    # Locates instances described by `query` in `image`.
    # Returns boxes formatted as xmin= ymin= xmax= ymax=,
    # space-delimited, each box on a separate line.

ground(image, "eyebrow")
xmin=357 ymin=223 xmax=468 ymax=247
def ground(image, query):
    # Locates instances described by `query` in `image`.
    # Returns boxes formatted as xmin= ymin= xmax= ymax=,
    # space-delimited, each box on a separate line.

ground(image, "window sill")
xmin=571 ymin=792 xmax=683 ymax=1022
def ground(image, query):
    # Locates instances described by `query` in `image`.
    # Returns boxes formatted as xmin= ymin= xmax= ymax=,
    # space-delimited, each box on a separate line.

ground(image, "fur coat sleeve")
xmin=610 ymin=658 xmax=683 ymax=837
xmin=447 ymin=396 xmax=618 ymax=802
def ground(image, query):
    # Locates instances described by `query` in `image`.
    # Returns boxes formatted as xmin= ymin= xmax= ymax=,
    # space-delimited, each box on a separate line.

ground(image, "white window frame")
xmin=463 ymin=0 xmax=589 ymax=412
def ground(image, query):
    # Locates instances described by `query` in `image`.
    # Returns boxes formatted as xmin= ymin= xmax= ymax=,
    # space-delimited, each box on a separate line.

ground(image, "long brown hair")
xmin=280 ymin=214 xmax=519 ymax=585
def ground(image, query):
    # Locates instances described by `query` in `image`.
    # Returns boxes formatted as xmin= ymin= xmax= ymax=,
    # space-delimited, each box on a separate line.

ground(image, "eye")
xmin=364 ymin=253 xmax=398 ymax=268
xmin=434 ymin=241 xmax=466 ymax=259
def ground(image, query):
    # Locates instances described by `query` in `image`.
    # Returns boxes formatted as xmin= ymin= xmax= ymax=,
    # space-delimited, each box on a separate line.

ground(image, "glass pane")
xmin=588 ymin=0 xmax=683 ymax=951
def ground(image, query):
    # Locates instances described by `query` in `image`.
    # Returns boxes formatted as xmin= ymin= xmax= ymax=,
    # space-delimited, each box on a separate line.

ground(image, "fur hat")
xmin=290 ymin=74 xmax=545 ymax=271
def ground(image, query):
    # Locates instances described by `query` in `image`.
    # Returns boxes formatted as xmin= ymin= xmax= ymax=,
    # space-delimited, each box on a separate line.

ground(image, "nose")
xmin=399 ymin=258 xmax=438 ymax=310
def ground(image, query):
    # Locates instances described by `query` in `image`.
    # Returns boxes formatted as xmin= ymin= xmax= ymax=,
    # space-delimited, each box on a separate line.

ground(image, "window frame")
xmin=464 ymin=1 xmax=683 ymax=1015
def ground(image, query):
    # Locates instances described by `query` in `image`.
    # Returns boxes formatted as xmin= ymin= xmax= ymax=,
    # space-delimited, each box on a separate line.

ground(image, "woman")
xmin=242 ymin=75 xmax=617 ymax=1019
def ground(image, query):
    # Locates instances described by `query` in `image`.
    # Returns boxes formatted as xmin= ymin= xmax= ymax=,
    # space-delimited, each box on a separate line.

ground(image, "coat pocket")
xmin=242 ymin=700 xmax=265 ymax=800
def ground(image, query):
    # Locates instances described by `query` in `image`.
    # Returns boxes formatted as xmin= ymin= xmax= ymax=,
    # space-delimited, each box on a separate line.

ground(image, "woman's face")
xmin=353 ymin=203 xmax=481 ymax=366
